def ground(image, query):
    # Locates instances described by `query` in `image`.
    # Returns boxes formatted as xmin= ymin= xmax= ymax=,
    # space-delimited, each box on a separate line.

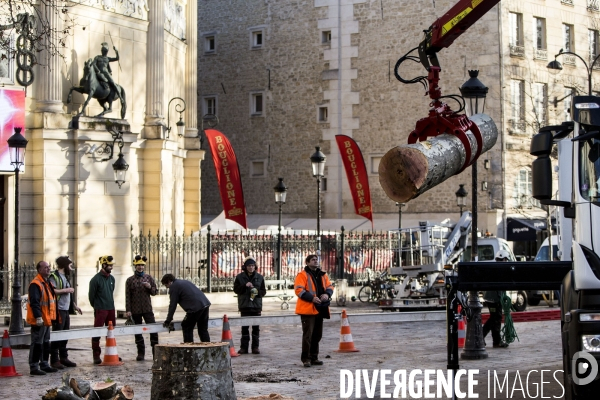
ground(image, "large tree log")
xmin=378 ymin=113 xmax=498 ymax=202
xmin=151 ymin=342 xmax=237 ymax=400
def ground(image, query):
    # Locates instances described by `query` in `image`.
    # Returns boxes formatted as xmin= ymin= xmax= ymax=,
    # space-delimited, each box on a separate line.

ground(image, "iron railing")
xmin=131 ymin=227 xmax=401 ymax=292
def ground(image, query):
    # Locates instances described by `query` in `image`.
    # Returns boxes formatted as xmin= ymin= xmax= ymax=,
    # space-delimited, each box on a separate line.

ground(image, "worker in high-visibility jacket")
xmin=294 ymin=254 xmax=334 ymax=368
xmin=26 ymin=261 xmax=58 ymax=376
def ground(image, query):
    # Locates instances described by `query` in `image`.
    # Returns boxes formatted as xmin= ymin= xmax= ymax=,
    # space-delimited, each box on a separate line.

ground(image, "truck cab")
xmin=531 ymin=95 xmax=600 ymax=399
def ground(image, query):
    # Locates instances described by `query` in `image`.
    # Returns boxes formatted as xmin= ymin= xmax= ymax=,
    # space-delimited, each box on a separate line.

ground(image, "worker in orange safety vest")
xmin=294 ymin=254 xmax=334 ymax=368
xmin=26 ymin=260 xmax=58 ymax=376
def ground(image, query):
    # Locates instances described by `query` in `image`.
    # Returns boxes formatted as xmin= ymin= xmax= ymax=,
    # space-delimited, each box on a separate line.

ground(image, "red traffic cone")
xmin=221 ymin=315 xmax=239 ymax=357
xmin=335 ymin=310 xmax=359 ymax=353
xmin=100 ymin=322 xmax=124 ymax=366
xmin=457 ymin=305 xmax=466 ymax=349
xmin=0 ymin=330 xmax=21 ymax=377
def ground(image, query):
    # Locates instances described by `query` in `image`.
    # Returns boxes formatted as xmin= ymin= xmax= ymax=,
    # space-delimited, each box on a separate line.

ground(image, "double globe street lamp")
xmin=547 ymin=49 xmax=600 ymax=95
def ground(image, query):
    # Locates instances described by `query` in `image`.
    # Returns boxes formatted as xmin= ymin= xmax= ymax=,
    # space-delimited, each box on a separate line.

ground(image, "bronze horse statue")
xmin=67 ymin=59 xmax=127 ymax=119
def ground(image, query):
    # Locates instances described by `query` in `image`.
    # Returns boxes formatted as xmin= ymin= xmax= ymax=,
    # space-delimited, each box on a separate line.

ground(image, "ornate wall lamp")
xmin=166 ymin=97 xmax=186 ymax=138
xmin=86 ymin=129 xmax=129 ymax=188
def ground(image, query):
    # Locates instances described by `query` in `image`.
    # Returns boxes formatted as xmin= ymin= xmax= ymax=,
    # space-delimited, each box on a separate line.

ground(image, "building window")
xmin=534 ymin=18 xmax=546 ymax=50
xmin=508 ymin=13 xmax=524 ymax=57
xmin=203 ymin=96 xmax=217 ymax=116
xmin=370 ymin=156 xmax=382 ymax=175
xmin=251 ymin=160 xmax=266 ymax=177
xmin=249 ymin=28 xmax=265 ymax=49
xmin=0 ymin=33 xmax=14 ymax=84
xmin=564 ymin=24 xmax=574 ymax=53
xmin=590 ymin=29 xmax=599 ymax=61
xmin=510 ymin=79 xmax=525 ymax=133
xmin=318 ymin=106 xmax=328 ymax=122
xmin=564 ymin=88 xmax=574 ymax=122
xmin=250 ymin=92 xmax=264 ymax=116
xmin=533 ymin=83 xmax=547 ymax=129
xmin=513 ymin=168 xmax=539 ymax=209
xmin=204 ymin=35 xmax=216 ymax=53
xmin=322 ymin=30 xmax=332 ymax=44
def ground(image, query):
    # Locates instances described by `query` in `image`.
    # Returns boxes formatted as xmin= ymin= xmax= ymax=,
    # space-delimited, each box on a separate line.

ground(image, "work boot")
xmin=92 ymin=338 xmax=102 ymax=364
xmin=252 ymin=347 xmax=260 ymax=354
xmin=136 ymin=351 xmax=145 ymax=361
xmin=51 ymin=361 xmax=65 ymax=370
xmin=238 ymin=348 xmax=248 ymax=354
xmin=60 ymin=359 xmax=77 ymax=368
xmin=30 ymin=369 xmax=46 ymax=376
xmin=41 ymin=365 xmax=58 ymax=373
xmin=251 ymin=334 xmax=260 ymax=353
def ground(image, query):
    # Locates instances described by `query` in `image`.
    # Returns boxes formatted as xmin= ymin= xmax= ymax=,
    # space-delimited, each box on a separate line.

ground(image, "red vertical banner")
xmin=335 ymin=135 xmax=374 ymax=228
xmin=205 ymin=129 xmax=248 ymax=229
xmin=0 ymin=89 xmax=26 ymax=172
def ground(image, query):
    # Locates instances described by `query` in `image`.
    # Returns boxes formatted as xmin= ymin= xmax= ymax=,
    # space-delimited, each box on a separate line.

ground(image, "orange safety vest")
xmin=294 ymin=270 xmax=334 ymax=315
xmin=26 ymin=274 xmax=57 ymax=326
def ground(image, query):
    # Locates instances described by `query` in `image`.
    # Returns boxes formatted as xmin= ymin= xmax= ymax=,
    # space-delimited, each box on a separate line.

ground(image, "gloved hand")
xmin=163 ymin=320 xmax=172 ymax=328
xmin=36 ymin=317 xmax=43 ymax=326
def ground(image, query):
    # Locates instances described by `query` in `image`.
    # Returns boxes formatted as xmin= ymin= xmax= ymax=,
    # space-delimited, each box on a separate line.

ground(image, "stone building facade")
xmin=199 ymin=0 xmax=598 ymax=257
xmin=1 ymin=0 xmax=203 ymax=309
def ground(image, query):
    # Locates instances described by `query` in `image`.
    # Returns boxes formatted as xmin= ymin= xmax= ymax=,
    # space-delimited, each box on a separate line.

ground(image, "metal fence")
xmin=0 ymin=263 xmax=79 ymax=316
xmin=130 ymin=227 xmax=400 ymax=292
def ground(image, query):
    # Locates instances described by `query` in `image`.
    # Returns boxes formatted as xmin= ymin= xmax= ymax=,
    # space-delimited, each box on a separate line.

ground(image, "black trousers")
xmin=181 ymin=306 xmax=210 ymax=343
xmin=240 ymin=310 xmax=261 ymax=349
xmin=132 ymin=312 xmax=159 ymax=355
xmin=51 ymin=309 xmax=70 ymax=362
xmin=300 ymin=314 xmax=323 ymax=362
xmin=482 ymin=301 xmax=503 ymax=345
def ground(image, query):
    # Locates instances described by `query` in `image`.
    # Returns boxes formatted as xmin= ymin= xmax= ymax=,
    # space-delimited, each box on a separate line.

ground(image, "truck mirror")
xmin=532 ymin=157 xmax=552 ymax=200
xmin=530 ymin=129 xmax=554 ymax=156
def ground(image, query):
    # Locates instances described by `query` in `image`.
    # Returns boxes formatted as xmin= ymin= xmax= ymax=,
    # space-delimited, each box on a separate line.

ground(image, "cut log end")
xmin=113 ymin=385 xmax=134 ymax=400
xmin=91 ymin=381 xmax=117 ymax=400
xmin=378 ymin=146 xmax=428 ymax=203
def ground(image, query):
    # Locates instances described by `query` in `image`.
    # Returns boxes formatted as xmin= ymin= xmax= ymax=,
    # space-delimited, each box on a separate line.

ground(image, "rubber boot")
xmin=239 ymin=334 xmax=250 ymax=354
xmin=92 ymin=338 xmax=102 ymax=364
xmin=251 ymin=334 xmax=260 ymax=354
xmin=135 ymin=336 xmax=145 ymax=361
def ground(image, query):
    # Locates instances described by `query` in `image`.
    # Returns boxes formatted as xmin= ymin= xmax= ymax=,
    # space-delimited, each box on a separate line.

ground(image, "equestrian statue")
xmin=67 ymin=42 xmax=126 ymax=119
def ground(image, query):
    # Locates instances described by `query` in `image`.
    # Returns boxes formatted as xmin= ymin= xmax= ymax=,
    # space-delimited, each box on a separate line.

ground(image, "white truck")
xmin=531 ymin=95 xmax=600 ymax=399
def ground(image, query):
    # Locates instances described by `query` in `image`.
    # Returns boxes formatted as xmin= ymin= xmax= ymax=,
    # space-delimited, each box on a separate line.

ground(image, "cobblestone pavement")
xmin=1 ymin=300 xmax=565 ymax=399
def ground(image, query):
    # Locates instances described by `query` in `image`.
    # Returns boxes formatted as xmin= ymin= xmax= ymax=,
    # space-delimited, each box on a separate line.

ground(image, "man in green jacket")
xmin=89 ymin=255 xmax=117 ymax=364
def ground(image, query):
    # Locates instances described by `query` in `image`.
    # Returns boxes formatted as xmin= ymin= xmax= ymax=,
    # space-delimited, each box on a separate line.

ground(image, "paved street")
xmin=1 ymin=299 xmax=565 ymax=399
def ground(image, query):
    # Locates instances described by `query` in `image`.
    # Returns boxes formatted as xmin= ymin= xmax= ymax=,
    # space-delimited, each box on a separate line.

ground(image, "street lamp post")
xmin=273 ymin=178 xmax=287 ymax=281
xmin=395 ymin=202 xmax=405 ymax=230
xmin=7 ymin=127 xmax=28 ymax=335
xmin=459 ymin=70 xmax=488 ymax=360
xmin=547 ymin=49 xmax=600 ymax=95
xmin=455 ymin=184 xmax=468 ymax=218
xmin=310 ymin=147 xmax=326 ymax=255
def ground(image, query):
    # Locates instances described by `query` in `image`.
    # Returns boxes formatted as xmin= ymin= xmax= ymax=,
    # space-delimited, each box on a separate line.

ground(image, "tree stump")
xmin=151 ymin=342 xmax=237 ymax=400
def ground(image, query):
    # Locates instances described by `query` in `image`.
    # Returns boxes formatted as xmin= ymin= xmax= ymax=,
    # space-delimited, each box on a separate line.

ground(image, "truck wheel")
xmin=513 ymin=291 xmax=527 ymax=312
xmin=358 ymin=286 xmax=373 ymax=303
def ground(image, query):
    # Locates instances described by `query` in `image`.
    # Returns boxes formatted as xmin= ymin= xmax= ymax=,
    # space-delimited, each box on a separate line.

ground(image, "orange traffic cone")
xmin=100 ymin=322 xmax=124 ymax=366
xmin=0 ymin=330 xmax=21 ymax=377
xmin=457 ymin=305 xmax=466 ymax=349
xmin=335 ymin=310 xmax=359 ymax=352
xmin=221 ymin=315 xmax=239 ymax=357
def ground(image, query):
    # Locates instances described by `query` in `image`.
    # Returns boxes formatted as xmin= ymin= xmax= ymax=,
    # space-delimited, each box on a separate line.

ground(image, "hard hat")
xmin=99 ymin=255 xmax=115 ymax=265
xmin=133 ymin=255 xmax=147 ymax=266
xmin=495 ymin=249 xmax=511 ymax=261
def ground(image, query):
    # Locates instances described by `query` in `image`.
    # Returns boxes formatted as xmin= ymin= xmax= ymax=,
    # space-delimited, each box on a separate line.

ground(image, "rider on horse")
xmin=92 ymin=43 xmax=123 ymax=104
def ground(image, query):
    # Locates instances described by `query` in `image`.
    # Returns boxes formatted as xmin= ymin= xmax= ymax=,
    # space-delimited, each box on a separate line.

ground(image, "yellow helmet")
xmin=133 ymin=255 xmax=147 ymax=266
xmin=99 ymin=255 xmax=115 ymax=265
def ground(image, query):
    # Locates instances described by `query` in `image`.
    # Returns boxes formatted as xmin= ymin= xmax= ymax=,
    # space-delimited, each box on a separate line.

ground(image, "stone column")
xmin=144 ymin=0 xmax=165 ymax=138
xmin=184 ymin=0 xmax=199 ymax=146
xmin=34 ymin=2 xmax=63 ymax=113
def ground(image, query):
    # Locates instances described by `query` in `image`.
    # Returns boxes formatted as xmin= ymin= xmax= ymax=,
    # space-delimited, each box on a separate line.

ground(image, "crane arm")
xmin=418 ymin=0 xmax=501 ymax=70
